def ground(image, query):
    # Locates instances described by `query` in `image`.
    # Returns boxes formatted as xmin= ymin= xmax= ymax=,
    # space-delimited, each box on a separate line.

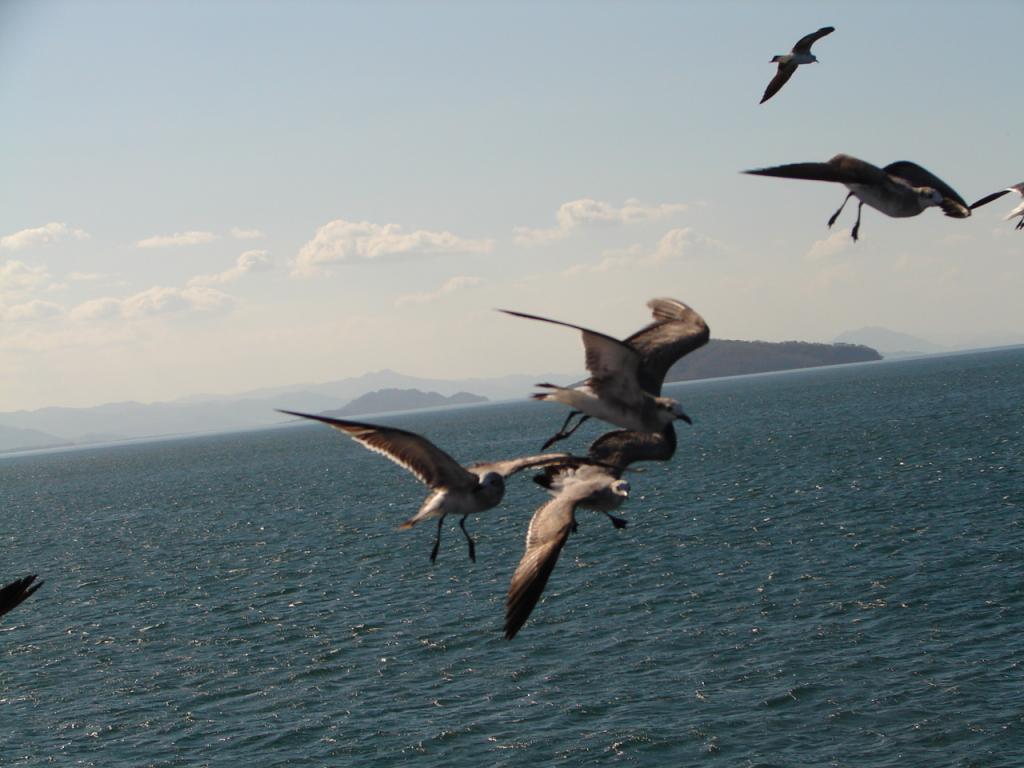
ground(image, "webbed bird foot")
xmin=606 ymin=513 xmax=629 ymax=529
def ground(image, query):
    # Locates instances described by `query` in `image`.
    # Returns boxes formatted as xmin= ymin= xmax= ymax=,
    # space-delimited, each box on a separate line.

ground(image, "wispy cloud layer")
xmin=395 ymin=275 xmax=484 ymax=307
xmin=137 ymin=231 xmax=219 ymax=248
xmin=562 ymin=227 xmax=698 ymax=276
xmin=0 ymin=260 xmax=51 ymax=297
xmin=229 ymin=227 xmax=265 ymax=240
xmin=1 ymin=223 xmax=90 ymax=251
xmin=3 ymin=299 xmax=64 ymax=322
xmin=70 ymin=285 xmax=232 ymax=321
xmin=188 ymin=250 xmax=272 ymax=287
xmin=293 ymin=219 xmax=494 ymax=276
xmin=514 ymin=198 xmax=688 ymax=246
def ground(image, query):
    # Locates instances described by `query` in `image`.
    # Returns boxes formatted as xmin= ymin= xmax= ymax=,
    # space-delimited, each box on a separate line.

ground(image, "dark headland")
xmin=665 ymin=339 xmax=881 ymax=382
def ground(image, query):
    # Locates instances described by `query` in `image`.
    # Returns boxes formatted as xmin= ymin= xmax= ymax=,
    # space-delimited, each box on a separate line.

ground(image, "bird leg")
xmin=430 ymin=517 xmax=444 ymax=563
xmin=851 ymin=201 xmax=864 ymax=242
xmin=604 ymin=512 xmax=629 ymax=529
xmin=541 ymin=410 xmax=591 ymax=449
xmin=459 ymin=515 xmax=476 ymax=562
xmin=828 ymin=192 xmax=853 ymax=228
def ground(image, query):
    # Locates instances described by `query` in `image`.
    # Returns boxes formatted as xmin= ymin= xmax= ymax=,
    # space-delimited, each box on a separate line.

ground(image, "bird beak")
xmin=677 ymin=411 xmax=693 ymax=425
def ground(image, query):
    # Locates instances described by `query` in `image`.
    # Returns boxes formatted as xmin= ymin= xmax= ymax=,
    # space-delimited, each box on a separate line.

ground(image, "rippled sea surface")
xmin=2 ymin=349 xmax=1023 ymax=766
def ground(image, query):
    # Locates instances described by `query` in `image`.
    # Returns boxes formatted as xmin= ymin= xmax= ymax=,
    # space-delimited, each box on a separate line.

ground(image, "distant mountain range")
xmin=0 ymin=337 xmax=900 ymax=453
xmin=833 ymin=327 xmax=946 ymax=357
xmin=324 ymin=388 xmax=487 ymax=418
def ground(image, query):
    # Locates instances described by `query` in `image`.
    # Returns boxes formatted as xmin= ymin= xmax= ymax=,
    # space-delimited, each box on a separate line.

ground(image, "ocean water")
xmin=1 ymin=349 xmax=1022 ymax=766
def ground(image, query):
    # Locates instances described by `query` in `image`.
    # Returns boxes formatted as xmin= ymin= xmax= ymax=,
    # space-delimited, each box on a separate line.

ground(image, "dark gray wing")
xmin=970 ymin=183 xmax=1024 ymax=211
xmin=969 ymin=189 xmax=1012 ymax=210
xmin=882 ymin=161 xmax=970 ymax=217
xmin=586 ymin=425 xmax=677 ymax=470
xmin=277 ymin=410 xmax=477 ymax=490
xmin=760 ymin=61 xmax=797 ymax=104
xmin=0 ymin=575 xmax=43 ymax=618
xmin=505 ymin=493 xmax=577 ymax=639
xmin=624 ymin=298 xmax=709 ymax=395
xmin=744 ymin=154 xmax=884 ymax=185
xmin=499 ymin=309 xmax=643 ymax=405
xmin=792 ymin=26 xmax=835 ymax=54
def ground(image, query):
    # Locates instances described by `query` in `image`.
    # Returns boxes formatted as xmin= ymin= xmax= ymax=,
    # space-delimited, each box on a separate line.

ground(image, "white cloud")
xmin=70 ymin=285 xmax=233 ymax=321
xmin=68 ymin=271 xmax=104 ymax=282
xmin=70 ymin=297 xmax=122 ymax=322
xmin=3 ymin=299 xmax=64 ymax=322
xmin=805 ymin=230 xmax=853 ymax=261
xmin=136 ymin=231 xmax=219 ymax=248
xmin=0 ymin=222 xmax=90 ymax=251
xmin=188 ymin=250 xmax=273 ymax=287
xmin=561 ymin=227 xmax=697 ymax=277
xmin=292 ymin=219 xmax=494 ymax=276
xmin=230 ymin=227 xmax=266 ymax=240
xmin=395 ymin=275 xmax=484 ymax=307
xmin=514 ymin=198 xmax=688 ymax=246
xmin=0 ymin=259 xmax=51 ymax=297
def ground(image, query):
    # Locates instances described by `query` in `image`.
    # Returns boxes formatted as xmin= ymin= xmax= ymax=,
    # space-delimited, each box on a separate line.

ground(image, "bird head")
xmin=477 ymin=472 xmax=505 ymax=503
xmin=654 ymin=397 xmax=692 ymax=425
xmin=612 ymin=479 xmax=631 ymax=498
xmin=916 ymin=187 xmax=944 ymax=208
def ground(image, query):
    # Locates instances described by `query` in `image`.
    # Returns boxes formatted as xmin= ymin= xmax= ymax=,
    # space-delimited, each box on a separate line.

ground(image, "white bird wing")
xmin=504 ymin=484 xmax=589 ymax=639
xmin=277 ymin=410 xmax=478 ymax=490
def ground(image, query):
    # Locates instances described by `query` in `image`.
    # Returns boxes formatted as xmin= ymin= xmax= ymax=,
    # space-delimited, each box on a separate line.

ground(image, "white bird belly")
xmin=846 ymin=183 xmax=921 ymax=218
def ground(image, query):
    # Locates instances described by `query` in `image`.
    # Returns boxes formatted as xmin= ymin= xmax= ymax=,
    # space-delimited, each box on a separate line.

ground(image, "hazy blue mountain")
xmin=834 ymin=327 xmax=945 ymax=357
xmin=0 ymin=424 xmax=69 ymax=453
xmin=324 ymin=389 xmax=487 ymax=418
xmin=175 ymin=369 xmax=559 ymax=405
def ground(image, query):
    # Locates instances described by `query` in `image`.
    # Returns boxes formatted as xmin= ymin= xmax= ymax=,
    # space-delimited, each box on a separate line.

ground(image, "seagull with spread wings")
xmin=532 ymin=423 xmax=678 ymax=530
xmin=969 ymin=182 xmax=1024 ymax=230
xmin=744 ymin=154 xmax=971 ymax=241
xmin=0 ymin=574 xmax=43 ymax=619
xmin=760 ymin=26 xmax=834 ymax=104
xmin=505 ymin=468 xmax=631 ymax=639
xmin=500 ymin=298 xmax=709 ymax=449
xmin=277 ymin=409 xmax=582 ymax=563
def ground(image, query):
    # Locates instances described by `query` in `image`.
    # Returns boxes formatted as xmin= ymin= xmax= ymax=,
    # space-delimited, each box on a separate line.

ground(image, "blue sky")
xmin=1 ymin=0 xmax=1021 ymax=411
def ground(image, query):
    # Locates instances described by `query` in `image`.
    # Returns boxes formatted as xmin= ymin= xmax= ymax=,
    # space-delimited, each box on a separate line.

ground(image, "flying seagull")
xmin=277 ymin=409 xmax=580 ymax=563
xmin=0 ymin=574 xmax=43 ymax=619
xmin=969 ymin=182 xmax=1024 ymax=230
xmin=500 ymin=298 xmax=709 ymax=448
xmin=533 ymin=423 xmax=678 ymax=528
xmin=743 ymin=154 xmax=971 ymax=241
xmin=505 ymin=468 xmax=631 ymax=639
xmin=760 ymin=26 xmax=834 ymax=104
